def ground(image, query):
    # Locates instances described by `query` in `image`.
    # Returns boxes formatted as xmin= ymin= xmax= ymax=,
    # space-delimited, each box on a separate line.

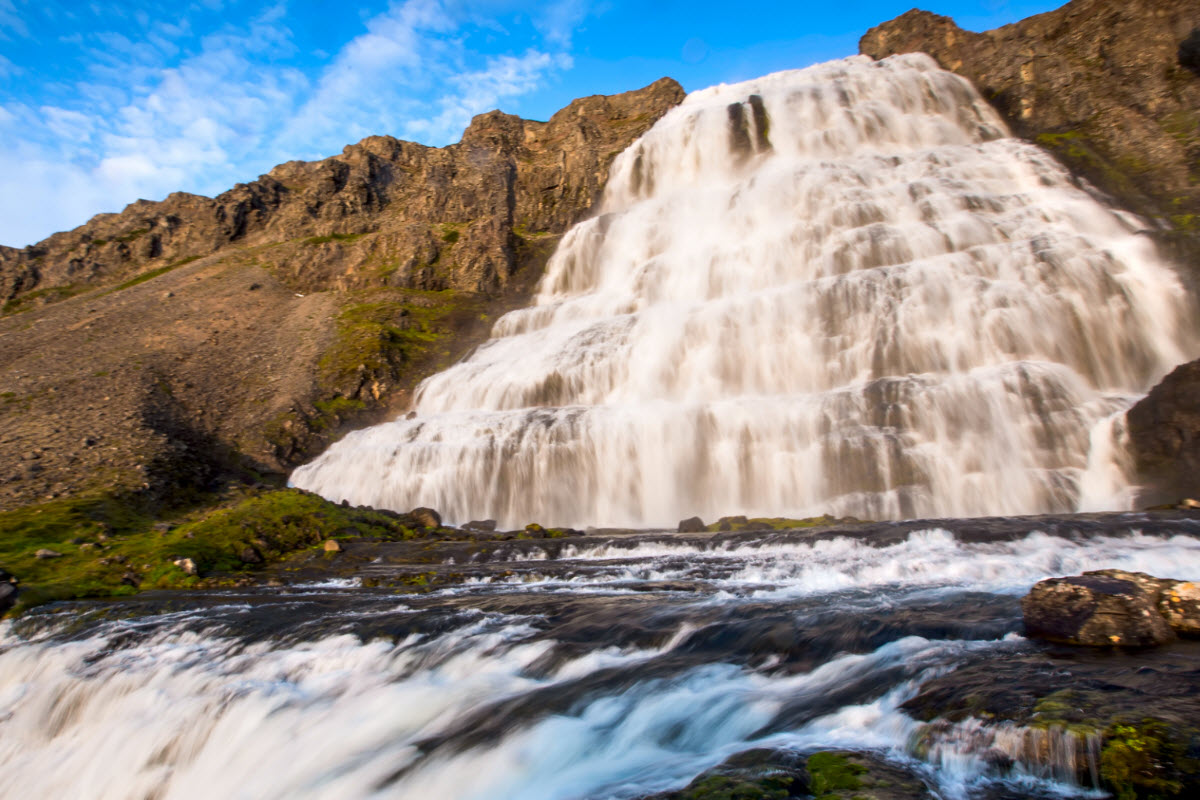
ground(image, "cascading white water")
xmin=293 ymin=53 xmax=1194 ymax=528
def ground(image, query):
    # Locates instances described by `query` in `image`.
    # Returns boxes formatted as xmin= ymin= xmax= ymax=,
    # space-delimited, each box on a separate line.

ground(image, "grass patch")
xmin=0 ymin=489 xmax=423 ymax=616
xmin=318 ymin=291 xmax=462 ymax=390
xmin=106 ymin=255 xmax=202 ymax=294
xmin=302 ymin=232 xmax=365 ymax=246
xmin=1 ymin=284 xmax=87 ymax=315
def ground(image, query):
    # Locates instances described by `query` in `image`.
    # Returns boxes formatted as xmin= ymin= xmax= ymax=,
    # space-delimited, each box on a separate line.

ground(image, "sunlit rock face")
xmin=293 ymin=54 xmax=1194 ymax=528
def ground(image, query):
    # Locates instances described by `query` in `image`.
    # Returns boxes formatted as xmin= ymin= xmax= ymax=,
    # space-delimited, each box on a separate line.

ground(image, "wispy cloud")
xmin=0 ymin=0 xmax=585 ymax=246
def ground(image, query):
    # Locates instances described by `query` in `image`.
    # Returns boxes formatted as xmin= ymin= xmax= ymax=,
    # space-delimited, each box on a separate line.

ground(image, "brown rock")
xmin=323 ymin=539 xmax=342 ymax=553
xmin=34 ymin=548 xmax=62 ymax=559
xmin=1022 ymin=571 xmax=1176 ymax=647
xmin=1127 ymin=359 xmax=1200 ymax=506
xmin=1159 ymin=580 xmax=1200 ymax=634
xmin=678 ymin=516 xmax=706 ymax=533
xmin=172 ymin=557 xmax=197 ymax=575
xmin=411 ymin=507 xmax=442 ymax=528
xmin=464 ymin=519 xmax=497 ymax=531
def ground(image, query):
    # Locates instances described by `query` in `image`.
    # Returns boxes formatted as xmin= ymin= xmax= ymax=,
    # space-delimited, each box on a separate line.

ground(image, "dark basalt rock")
xmin=0 ymin=568 xmax=17 ymax=615
xmin=1127 ymin=358 xmax=1200 ymax=507
xmin=677 ymin=516 xmax=705 ymax=533
xmin=1181 ymin=28 xmax=1200 ymax=75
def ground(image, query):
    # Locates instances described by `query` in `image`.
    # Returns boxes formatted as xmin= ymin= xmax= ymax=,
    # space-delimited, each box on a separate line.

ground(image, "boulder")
xmin=677 ymin=516 xmax=705 ymax=533
xmin=34 ymin=548 xmax=62 ymax=559
xmin=0 ymin=568 xmax=17 ymax=615
xmin=1181 ymin=27 xmax=1200 ymax=75
xmin=323 ymin=539 xmax=342 ymax=553
xmin=1022 ymin=570 xmax=1178 ymax=646
xmin=172 ymin=557 xmax=197 ymax=576
xmin=1126 ymin=359 xmax=1200 ymax=507
xmin=464 ymin=519 xmax=497 ymax=531
xmin=410 ymin=507 xmax=442 ymax=528
xmin=239 ymin=546 xmax=263 ymax=564
xmin=1159 ymin=580 xmax=1200 ymax=635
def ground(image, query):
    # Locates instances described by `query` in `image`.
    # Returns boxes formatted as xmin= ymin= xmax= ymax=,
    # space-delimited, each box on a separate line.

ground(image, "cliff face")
xmin=1 ymin=77 xmax=684 ymax=305
xmin=861 ymin=0 xmax=1200 ymax=276
xmin=0 ymin=79 xmax=684 ymax=509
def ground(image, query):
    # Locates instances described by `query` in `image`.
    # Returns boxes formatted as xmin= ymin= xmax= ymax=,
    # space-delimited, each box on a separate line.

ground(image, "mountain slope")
xmin=0 ymin=79 xmax=685 ymax=509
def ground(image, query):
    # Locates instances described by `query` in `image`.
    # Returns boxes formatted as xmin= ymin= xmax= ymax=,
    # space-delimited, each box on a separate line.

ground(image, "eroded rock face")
xmin=1022 ymin=569 xmax=1200 ymax=646
xmin=1 ymin=78 xmax=684 ymax=304
xmin=1127 ymin=358 xmax=1200 ymax=506
xmin=860 ymin=0 xmax=1200 ymax=279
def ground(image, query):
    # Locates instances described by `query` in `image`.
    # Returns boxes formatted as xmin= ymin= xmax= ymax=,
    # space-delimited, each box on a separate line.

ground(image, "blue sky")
xmin=0 ymin=0 xmax=1063 ymax=247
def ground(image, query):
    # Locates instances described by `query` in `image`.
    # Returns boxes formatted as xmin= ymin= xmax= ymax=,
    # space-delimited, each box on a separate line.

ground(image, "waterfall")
xmin=292 ymin=53 xmax=1194 ymax=528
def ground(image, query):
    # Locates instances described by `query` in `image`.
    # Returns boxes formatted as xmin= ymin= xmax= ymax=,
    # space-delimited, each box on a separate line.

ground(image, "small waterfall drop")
xmin=293 ymin=53 xmax=1194 ymax=528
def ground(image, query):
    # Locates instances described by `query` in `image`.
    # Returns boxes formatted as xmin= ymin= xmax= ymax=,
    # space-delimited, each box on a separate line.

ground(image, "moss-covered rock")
xmin=0 ymin=487 xmax=424 ymax=615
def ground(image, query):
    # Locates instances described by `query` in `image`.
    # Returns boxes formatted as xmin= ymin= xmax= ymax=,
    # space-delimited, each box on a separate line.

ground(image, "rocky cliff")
xmin=862 ymin=0 xmax=1200 ymax=505
xmin=0 ymin=79 xmax=684 ymax=509
xmin=861 ymin=0 xmax=1200 ymax=277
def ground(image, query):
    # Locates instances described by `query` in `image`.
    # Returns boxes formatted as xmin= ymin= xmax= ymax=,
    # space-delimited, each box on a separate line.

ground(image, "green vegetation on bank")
xmin=705 ymin=515 xmax=854 ymax=532
xmin=0 ymin=488 xmax=423 ymax=616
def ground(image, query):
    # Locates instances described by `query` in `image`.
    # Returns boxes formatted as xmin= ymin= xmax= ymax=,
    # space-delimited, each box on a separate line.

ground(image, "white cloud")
xmin=0 ymin=0 xmax=587 ymax=246
xmin=0 ymin=0 xmax=30 ymax=39
xmin=406 ymin=49 xmax=571 ymax=142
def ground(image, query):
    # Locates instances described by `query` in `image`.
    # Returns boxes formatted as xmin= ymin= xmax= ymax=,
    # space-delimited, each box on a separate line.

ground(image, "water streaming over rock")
xmin=292 ymin=54 xmax=1193 ymax=528
xmin=4 ymin=517 xmax=1200 ymax=799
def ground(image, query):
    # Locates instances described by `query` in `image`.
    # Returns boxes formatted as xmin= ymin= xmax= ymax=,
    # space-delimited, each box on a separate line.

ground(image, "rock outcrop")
xmin=1022 ymin=569 xmax=1200 ymax=646
xmin=1127 ymin=358 xmax=1200 ymax=505
xmin=861 ymin=0 xmax=1200 ymax=281
xmin=0 ymin=80 xmax=684 ymax=509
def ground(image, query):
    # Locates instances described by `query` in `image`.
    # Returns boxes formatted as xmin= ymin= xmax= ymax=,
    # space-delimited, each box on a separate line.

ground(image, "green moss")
xmin=0 ymin=489 xmax=420 ymax=615
xmin=1101 ymin=720 xmax=1193 ymax=800
xmin=302 ymin=232 xmax=364 ymax=245
xmin=673 ymin=774 xmax=792 ymax=799
xmin=807 ymin=752 xmax=866 ymax=799
xmin=318 ymin=291 xmax=461 ymax=390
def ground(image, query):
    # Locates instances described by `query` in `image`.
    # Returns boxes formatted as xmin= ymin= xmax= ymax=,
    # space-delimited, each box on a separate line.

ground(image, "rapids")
xmin=3 ymin=516 xmax=1200 ymax=799
xmin=293 ymin=53 xmax=1195 ymax=528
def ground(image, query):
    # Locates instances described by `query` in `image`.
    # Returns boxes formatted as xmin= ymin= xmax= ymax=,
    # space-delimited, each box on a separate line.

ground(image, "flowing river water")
xmin=4 ymin=516 xmax=1200 ymax=798
xmin=5 ymin=54 xmax=1200 ymax=798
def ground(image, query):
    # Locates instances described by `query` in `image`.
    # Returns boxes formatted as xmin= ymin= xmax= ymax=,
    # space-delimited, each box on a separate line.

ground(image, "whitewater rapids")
xmin=292 ymin=54 xmax=1193 ymax=527
xmin=3 ymin=517 xmax=1200 ymax=799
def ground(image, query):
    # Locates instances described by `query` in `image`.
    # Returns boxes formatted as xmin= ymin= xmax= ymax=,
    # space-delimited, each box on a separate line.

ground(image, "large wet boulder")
xmin=677 ymin=516 xmax=705 ymax=533
xmin=1022 ymin=569 xmax=1200 ymax=646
